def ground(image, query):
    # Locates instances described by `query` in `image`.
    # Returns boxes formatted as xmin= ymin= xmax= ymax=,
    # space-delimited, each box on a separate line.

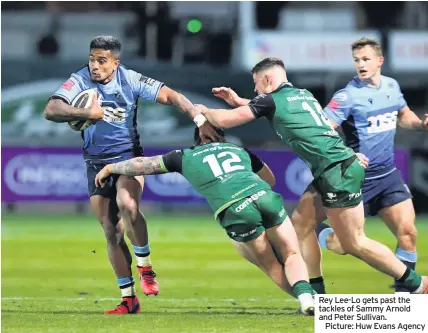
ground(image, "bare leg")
xmin=116 ymin=175 xmax=148 ymax=246
xmin=90 ymin=195 xmax=132 ymax=277
xmin=231 ymin=232 xmax=293 ymax=296
xmin=326 ymin=202 xmax=407 ymax=278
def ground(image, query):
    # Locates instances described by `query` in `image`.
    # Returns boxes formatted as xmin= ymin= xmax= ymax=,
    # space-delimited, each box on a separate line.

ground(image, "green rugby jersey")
xmin=161 ymin=143 xmax=270 ymax=218
xmin=248 ymin=82 xmax=355 ymax=179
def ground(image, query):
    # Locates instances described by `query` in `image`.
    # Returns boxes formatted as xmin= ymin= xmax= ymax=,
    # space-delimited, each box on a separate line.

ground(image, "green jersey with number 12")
xmin=161 ymin=143 xmax=270 ymax=218
xmin=248 ymin=82 xmax=355 ymax=179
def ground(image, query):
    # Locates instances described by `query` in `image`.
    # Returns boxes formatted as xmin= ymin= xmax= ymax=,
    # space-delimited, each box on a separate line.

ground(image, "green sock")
xmin=398 ymin=268 xmax=422 ymax=292
xmin=310 ymin=276 xmax=326 ymax=294
xmin=293 ymin=280 xmax=315 ymax=298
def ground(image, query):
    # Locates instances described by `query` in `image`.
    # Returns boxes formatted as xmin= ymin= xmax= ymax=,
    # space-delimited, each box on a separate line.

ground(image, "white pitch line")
xmin=2 ymin=297 xmax=298 ymax=303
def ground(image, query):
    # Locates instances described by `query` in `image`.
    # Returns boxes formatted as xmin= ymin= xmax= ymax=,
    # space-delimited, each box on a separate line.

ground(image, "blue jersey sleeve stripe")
xmin=51 ymin=93 xmax=71 ymax=104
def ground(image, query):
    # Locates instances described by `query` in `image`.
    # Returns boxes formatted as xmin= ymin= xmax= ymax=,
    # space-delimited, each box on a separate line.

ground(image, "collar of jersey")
xmin=271 ymin=82 xmax=293 ymax=93
xmin=354 ymin=76 xmax=383 ymax=91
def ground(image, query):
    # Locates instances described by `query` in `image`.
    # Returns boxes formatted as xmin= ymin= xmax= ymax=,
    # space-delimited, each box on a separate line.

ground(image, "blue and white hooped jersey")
xmin=323 ymin=75 xmax=407 ymax=179
xmin=52 ymin=64 xmax=164 ymax=161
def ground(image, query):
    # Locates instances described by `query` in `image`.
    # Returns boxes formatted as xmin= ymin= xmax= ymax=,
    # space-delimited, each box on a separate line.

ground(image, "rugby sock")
xmin=315 ymin=222 xmax=334 ymax=250
xmin=394 ymin=249 xmax=417 ymax=292
xmin=117 ymin=276 xmax=136 ymax=298
xmin=395 ymin=248 xmax=417 ymax=271
xmin=133 ymin=244 xmax=152 ymax=267
xmin=292 ymin=280 xmax=314 ymax=298
xmin=398 ymin=268 xmax=422 ymax=293
xmin=310 ymin=276 xmax=326 ymax=294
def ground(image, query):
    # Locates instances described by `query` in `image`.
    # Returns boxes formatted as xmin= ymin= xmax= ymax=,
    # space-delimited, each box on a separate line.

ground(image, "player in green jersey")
xmin=197 ymin=57 xmax=427 ymax=294
xmin=94 ymin=128 xmax=316 ymax=315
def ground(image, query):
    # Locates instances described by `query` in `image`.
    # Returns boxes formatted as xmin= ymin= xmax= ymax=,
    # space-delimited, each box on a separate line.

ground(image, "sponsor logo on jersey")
xmin=367 ymin=111 xmax=398 ymax=134
xmin=254 ymin=93 xmax=267 ymax=101
xmin=334 ymin=92 xmax=348 ymax=102
xmin=327 ymin=99 xmax=340 ymax=111
xmin=287 ymin=95 xmax=316 ymax=102
xmin=278 ymin=207 xmax=286 ymax=218
xmin=231 ymin=183 xmax=258 ymax=199
xmin=235 ymin=190 xmax=267 ymax=212
xmin=139 ymin=75 xmax=156 ymax=86
xmin=61 ymin=80 xmax=75 ymax=91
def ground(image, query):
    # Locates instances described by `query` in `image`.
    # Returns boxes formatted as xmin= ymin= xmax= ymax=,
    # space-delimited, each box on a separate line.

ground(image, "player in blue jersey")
xmin=44 ymin=36 xmax=220 ymax=314
xmin=290 ymin=38 xmax=428 ymax=294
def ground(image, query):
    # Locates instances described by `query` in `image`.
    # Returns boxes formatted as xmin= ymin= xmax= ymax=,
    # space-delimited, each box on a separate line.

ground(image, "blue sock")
xmin=132 ymin=244 xmax=151 ymax=267
xmin=395 ymin=248 xmax=417 ymax=270
xmin=316 ymin=222 xmax=334 ymax=250
xmin=117 ymin=276 xmax=135 ymax=297
xmin=132 ymin=244 xmax=150 ymax=256
xmin=394 ymin=248 xmax=417 ymax=292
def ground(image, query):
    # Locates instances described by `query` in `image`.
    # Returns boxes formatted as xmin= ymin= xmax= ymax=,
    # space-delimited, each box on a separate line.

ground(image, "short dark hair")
xmin=251 ymin=57 xmax=285 ymax=74
xmin=351 ymin=38 xmax=383 ymax=57
xmin=193 ymin=127 xmax=225 ymax=146
xmin=90 ymin=35 xmax=121 ymax=57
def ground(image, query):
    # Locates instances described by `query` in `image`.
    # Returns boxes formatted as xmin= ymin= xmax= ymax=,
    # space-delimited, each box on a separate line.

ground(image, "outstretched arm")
xmin=398 ymin=106 xmax=428 ymax=131
xmin=157 ymin=85 xmax=200 ymax=118
xmin=200 ymin=105 xmax=256 ymax=129
xmin=95 ymin=156 xmax=167 ymax=187
xmin=212 ymin=87 xmax=251 ymax=107
xmin=156 ymin=85 xmax=221 ymax=142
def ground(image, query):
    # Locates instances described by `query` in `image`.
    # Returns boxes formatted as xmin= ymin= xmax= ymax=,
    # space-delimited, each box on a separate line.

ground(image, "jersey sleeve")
xmin=244 ymin=149 xmax=264 ymax=173
xmin=248 ymin=93 xmax=276 ymax=119
xmin=128 ymin=69 xmax=164 ymax=102
xmin=50 ymin=75 xmax=83 ymax=104
xmin=323 ymin=89 xmax=353 ymax=125
xmin=161 ymin=150 xmax=183 ymax=173
xmin=394 ymin=80 xmax=408 ymax=110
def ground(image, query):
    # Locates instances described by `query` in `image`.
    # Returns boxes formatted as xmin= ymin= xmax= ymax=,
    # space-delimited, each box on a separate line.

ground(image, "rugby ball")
xmin=68 ymin=88 xmax=97 ymax=131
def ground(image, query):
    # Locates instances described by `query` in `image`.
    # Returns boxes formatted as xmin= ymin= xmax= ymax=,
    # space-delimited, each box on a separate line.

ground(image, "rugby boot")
xmin=138 ymin=266 xmax=160 ymax=296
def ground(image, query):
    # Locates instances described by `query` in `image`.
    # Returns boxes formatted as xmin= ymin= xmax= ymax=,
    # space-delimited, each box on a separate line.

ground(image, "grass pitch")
xmin=2 ymin=214 xmax=428 ymax=333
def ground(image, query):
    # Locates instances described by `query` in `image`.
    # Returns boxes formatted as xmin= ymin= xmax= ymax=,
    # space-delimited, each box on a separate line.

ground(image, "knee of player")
xmin=327 ymin=234 xmax=348 ymax=255
xmin=100 ymin=221 xmax=121 ymax=245
xmin=117 ymin=196 xmax=139 ymax=217
xmin=290 ymin=213 xmax=312 ymax=236
xmin=397 ymin=221 xmax=418 ymax=242
xmin=340 ymin=235 xmax=366 ymax=255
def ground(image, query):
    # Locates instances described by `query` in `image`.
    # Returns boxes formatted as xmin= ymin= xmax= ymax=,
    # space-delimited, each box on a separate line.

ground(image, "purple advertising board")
xmin=1 ymin=146 xmax=409 ymax=203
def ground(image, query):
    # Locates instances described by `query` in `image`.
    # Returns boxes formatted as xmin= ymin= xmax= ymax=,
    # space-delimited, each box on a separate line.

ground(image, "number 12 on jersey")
xmin=203 ymin=151 xmax=245 ymax=178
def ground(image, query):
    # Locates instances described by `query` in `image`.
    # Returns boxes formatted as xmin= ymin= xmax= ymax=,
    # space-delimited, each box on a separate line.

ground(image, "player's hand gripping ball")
xmin=68 ymin=89 xmax=98 ymax=131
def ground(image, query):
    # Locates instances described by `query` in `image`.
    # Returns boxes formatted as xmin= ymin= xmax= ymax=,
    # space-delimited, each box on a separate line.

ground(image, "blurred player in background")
xmin=199 ymin=57 xmax=428 ymax=294
xmin=290 ymin=38 xmax=428 ymax=294
xmin=44 ymin=35 xmax=220 ymax=314
xmin=95 ymin=127 xmax=316 ymax=316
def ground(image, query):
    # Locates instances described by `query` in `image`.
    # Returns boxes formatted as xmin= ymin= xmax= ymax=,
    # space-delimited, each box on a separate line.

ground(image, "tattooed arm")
xmin=95 ymin=156 xmax=167 ymax=187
